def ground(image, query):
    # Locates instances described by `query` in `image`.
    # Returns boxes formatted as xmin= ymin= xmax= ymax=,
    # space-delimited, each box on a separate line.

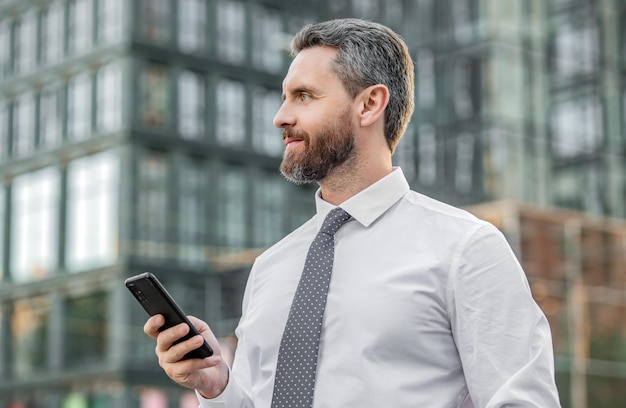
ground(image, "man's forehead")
xmin=281 ymin=46 xmax=338 ymax=90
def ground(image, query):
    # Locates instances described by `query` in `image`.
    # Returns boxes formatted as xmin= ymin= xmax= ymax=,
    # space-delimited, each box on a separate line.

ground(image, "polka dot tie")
xmin=271 ymin=207 xmax=352 ymax=408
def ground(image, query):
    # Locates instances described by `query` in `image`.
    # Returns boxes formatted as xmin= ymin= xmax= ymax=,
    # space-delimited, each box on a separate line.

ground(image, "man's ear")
xmin=357 ymin=84 xmax=389 ymax=127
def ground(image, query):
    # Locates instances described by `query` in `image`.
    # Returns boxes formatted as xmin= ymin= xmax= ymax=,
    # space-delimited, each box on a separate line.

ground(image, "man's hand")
xmin=144 ymin=315 xmax=230 ymax=399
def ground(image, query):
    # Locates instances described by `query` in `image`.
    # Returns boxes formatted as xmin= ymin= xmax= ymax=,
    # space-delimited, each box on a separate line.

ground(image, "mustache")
xmin=282 ymin=129 xmax=309 ymax=141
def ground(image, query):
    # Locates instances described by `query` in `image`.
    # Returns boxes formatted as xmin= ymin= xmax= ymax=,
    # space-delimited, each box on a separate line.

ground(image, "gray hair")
xmin=291 ymin=18 xmax=415 ymax=153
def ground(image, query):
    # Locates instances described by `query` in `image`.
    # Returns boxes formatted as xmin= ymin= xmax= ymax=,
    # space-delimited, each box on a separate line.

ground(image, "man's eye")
xmin=299 ymin=93 xmax=311 ymax=101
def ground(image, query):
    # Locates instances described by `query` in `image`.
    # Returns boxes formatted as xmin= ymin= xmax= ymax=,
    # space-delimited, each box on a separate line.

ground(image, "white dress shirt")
xmin=198 ymin=168 xmax=561 ymax=407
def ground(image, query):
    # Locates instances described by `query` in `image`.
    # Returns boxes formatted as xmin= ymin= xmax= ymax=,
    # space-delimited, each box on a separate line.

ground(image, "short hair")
xmin=291 ymin=18 xmax=415 ymax=153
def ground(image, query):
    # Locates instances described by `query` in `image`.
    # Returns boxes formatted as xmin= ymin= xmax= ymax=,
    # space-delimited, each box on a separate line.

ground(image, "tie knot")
xmin=319 ymin=207 xmax=351 ymax=236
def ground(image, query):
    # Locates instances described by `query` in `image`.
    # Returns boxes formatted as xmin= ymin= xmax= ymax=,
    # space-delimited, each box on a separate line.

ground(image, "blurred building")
xmin=0 ymin=0 xmax=624 ymax=407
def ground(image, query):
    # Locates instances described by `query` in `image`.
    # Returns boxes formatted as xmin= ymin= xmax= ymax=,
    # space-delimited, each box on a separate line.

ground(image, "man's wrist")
xmin=197 ymin=360 xmax=230 ymax=400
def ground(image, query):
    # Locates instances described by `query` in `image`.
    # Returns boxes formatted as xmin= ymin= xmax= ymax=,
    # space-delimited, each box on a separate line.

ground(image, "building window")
xmin=15 ymin=11 xmax=37 ymax=73
xmin=406 ymin=0 xmax=434 ymax=42
xmin=68 ymin=0 xmax=93 ymax=55
xmin=140 ymin=64 xmax=169 ymax=128
xmin=417 ymin=124 xmax=437 ymax=186
xmin=416 ymin=48 xmax=436 ymax=110
xmin=252 ymin=88 xmax=282 ymax=155
xmin=552 ymin=12 xmax=599 ymax=78
xmin=97 ymin=62 xmax=122 ymax=133
xmin=383 ymin=0 xmax=403 ymax=28
xmin=136 ymin=151 xmax=169 ymax=260
xmin=178 ymin=0 xmax=206 ymax=53
xmin=217 ymin=1 xmax=246 ymax=64
xmin=67 ymin=72 xmax=92 ymax=141
xmin=252 ymin=174 xmax=284 ymax=247
xmin=217 ymin=166 xmax=247 ymax=248
xmin=140 ymin=0 xmax=171 ymax=44
xmin=454 ymin=132 xmax=475 ymax=193
xmin=41 ymin=1 xmax=64 ymax=65
xmin=553 ymin=164 xmax=606 ymax=214
xmin=11 ymin=296 xmax=49 ymax=379
xmin=12 ymin=91 xmax=35 ymax=158
xmin=0 ymin=98 xmax=8 ymax=162
xmin=451 ymin=57 xmax=480 ymax=120
xmin=452 ymin=0 xmax=477 ymax=43
xmin=39 ymin=85 xmax=63 ymax=149
xmin=352 ymin=0 xmax=380 ymax=20
xmin=98 ymin=0 xmax=123 ymax=45
xmin=178 ymin=157 xmax=208 ymax=268
xmin=0 ymin=20 xmax=11 ymax=78
xmin=64 ymin=291 xmax=108 ymax=366
xmin=66 ymin=150 xmax=119 ymax=272
xmin=550 ymin=96 xmax=603 ymax=159
xmin=392 ymin=123 xmax=416 ymax=181
xmin=216 ymin=79 xmax=246 ymax=146
xmin=178 ymin=70 xmax=205 ymax=139
xmin=10 ymin=167 xmax=60 ymax=282
xmin=0 ymin=184 xmax=4 ymax=280
xmin=251 ymin=5 xmax=283 ymax=73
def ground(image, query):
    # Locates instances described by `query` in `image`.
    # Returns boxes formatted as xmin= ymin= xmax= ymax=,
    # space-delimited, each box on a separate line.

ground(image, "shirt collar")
xmin=314 ymin=167 xmax=410 ymax=229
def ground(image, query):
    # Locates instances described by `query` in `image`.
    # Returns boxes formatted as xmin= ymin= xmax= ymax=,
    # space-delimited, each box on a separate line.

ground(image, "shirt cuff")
xmin=195 ymin=368 xmax=247 ymax=408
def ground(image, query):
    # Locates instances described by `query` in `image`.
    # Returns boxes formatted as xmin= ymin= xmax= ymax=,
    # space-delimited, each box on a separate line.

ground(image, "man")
xmin=144 ymin=18 xmax=561 ymax=407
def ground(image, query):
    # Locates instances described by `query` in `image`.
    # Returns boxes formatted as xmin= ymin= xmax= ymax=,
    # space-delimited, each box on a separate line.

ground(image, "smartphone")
xmin=125 ymin=272 xmax=213 ymax=360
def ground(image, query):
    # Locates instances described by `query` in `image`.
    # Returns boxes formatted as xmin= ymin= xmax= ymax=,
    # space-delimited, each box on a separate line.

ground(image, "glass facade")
xmin=11 ymin=91 xmax=35 ymax=158
xmin=252 ymin=87 xmax=283 ymax=156
xmin=67 ymin=72 xmax=93 ymax=141
xmin=98 ymin=0 xmax=124 ymax=45
xmin=68 ymin=0 xmax=93 ymax=56
xmin=0 ymin=184 xmax=4 ymax=280
xmin=178 ymin=0 xmax=206 ymax=54
xmin=139 ymin=0 xmax=170 ymax=44
xmin=97 ymin=62 xmax=123 ymax=134
xmin=139 ymin=63 xmax=169 ymax=128
xmin=41 ymin=1 xmax=64 ymax=65
xmin=66 ymin=150 xmax=119 ymax=272
xmin=135 ymin=150 xmax=169 ymax=261
xmin=217 ymin=0 xmax=246 ymax=64
xmin=177 ymin=156 xmax=209 ymax=268
xmin=216 ymin=79 xmax=246 ymax=146
xmin=0 ymin=98 xmax=7 ymax=161
xmin=178 ymin=70 xmax=205 ymax=139
xmin=217 ymin=165 xmax=248 ymax=249
xmin=39 ymin=84 xmax=63 ymax=149
xmin=11 ymin=296 xmax=49 ymax=379
xmin=10 ymin=167 xmax=60 ymax=282
xmin=0 ymin=20 xmax=9 ymax=78
xmin=64 ymin=291 xmax=108 ymax=367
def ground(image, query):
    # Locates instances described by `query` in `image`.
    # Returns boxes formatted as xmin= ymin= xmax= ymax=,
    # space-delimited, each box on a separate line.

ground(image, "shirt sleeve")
xmin=448 ymin=224 xmax=561 ymax=408
xmin=195 ymin=365 xmax=250 ymax=407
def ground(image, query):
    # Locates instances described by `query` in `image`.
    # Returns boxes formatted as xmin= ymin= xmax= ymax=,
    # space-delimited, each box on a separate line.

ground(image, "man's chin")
xmin=280 ymin=164 xmax=321 ymax=185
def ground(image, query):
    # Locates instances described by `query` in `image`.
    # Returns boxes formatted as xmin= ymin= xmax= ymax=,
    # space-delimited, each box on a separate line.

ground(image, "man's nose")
xmin=273 ymin=102 xmax=296 ymax=129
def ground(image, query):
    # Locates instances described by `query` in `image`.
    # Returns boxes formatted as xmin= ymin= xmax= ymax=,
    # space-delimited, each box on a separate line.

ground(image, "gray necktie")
xmin=271 ymin=207 xmax=352 ymax=408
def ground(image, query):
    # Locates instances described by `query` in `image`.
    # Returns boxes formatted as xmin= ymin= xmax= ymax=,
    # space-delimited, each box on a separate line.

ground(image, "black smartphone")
xmin=125 ymin=272 xmax=214 ymax=360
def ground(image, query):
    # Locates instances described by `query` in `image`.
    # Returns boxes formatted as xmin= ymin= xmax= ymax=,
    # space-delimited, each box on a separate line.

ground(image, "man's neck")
xmin=317 ymin=158 xmax=393 ymax=205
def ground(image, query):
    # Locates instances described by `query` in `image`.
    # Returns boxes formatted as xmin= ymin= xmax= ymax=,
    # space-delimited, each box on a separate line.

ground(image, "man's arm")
xmin=448 ymin=224 xmax=561 ymax=407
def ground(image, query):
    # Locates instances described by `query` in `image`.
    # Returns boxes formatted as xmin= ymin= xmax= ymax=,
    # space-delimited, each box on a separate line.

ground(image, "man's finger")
xmin=143 ymin=314 xmax=165 ymax=338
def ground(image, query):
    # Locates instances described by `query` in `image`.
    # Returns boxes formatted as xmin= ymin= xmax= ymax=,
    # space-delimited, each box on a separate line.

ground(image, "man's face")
xmin=274 ymin=46 xmax=357 ymax=184
xmin=279 ymin=107 xmax=356 ymax=184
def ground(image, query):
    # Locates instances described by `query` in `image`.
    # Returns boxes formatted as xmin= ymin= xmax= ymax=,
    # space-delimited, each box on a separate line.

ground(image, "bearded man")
xmin=144 ymin=18 xmax=561 ymax=408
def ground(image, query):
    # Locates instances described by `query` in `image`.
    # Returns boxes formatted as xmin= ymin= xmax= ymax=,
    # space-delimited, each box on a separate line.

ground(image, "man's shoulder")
xmin=400 ymin=189 xmax=488 ymax=228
